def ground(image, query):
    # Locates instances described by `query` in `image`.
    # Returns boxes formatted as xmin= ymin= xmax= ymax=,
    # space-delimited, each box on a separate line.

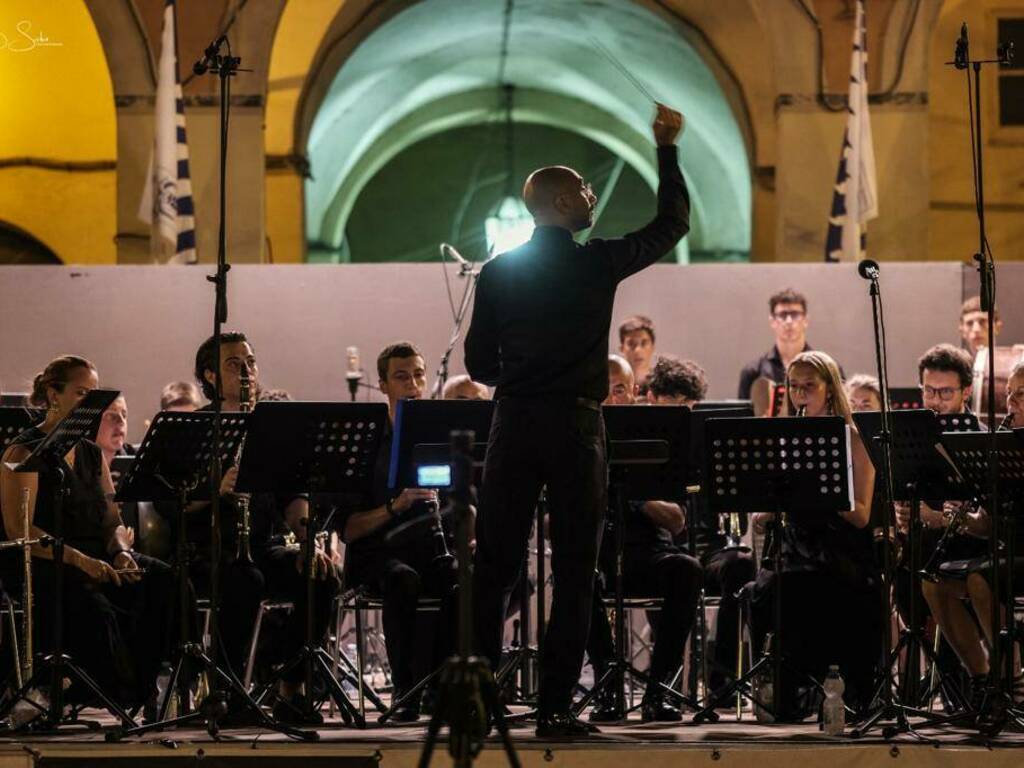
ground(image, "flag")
xmin=825 ymin=0 xmax=877 ymax=263
xmin=138 ymin=0 xmax=197 ymax=264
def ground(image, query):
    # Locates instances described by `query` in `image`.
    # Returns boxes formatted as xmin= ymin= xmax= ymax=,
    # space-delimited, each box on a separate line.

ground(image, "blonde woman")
xmin=750 ymin=351 xmax=879 ymax=717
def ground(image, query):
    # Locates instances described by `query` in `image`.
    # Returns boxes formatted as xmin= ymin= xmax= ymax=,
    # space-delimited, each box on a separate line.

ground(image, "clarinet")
xmin=20 ymin=487 xmax=33 ymax=682
xmin=234 ymin=367 xmax=254 ymax=564
xmin=427 ymin=498 xmax=454 ymax=566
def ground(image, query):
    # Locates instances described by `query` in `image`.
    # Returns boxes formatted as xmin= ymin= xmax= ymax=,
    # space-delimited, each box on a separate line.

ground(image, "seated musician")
xmin=922 ymin=361 xmax=1024 ymax=707
xmin=618 ymin=315 xmax=657 ymax=396
xmin=192 ymin=332 xmax=337 ymax=724
xmin=337 ymin=342 xmax=457 ymax=723
xmin=846 ymin=374 xmax=883 ymax=413
xmin=442 ymin=374 xmax=490 ymax=401
xmin=750 ymin=351 xmax=878 ymax=718
xmin=160 ymin=381 xmax=201 ymax=413
xmin=586 ymin=355 xmax=703 ymax=722
xmin=894 ymin=343 xmax=990 ymax=705
xmin=959 ymin=296 xmax=1002 ymax=360
xmin=0 ymin=356 xmax=174 ymax=713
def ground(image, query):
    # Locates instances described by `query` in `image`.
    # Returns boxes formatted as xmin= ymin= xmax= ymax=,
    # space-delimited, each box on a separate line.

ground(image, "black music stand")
xmin=943 ymin=429 xmax=1024 ymax=732
xmin=378 ymin=399 xmax=491 ymax=724
xmin=107 ymin=411 xmax=314 ymax=741
xmin=238 ymin=401 xmax=388 ymax=729
xmin=692 ymin=415 xmax=853 ymax=724
xmin=890 ymin=388 xmax=924 ymax=411
xmin=0 ymin=407 xmax=45 ymax=456
xmin=851 ymin=409 xmax=973 ymax=737
xmin=571 ymin=405 xmax=701 ymax=722
xmin=0 ymin=390 xmax=133 ymax=733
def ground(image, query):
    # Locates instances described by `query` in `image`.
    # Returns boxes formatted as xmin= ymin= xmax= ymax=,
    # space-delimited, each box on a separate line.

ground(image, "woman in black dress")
xmin=0 ymin=355 xmax=173 ymax=710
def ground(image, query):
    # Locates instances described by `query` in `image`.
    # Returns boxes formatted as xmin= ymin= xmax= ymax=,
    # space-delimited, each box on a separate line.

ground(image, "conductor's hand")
xmin=80 ymin=555 xmax=121 ymax=586
xmin=219 ymin=466 xmax=238 ymax=497
xmin=653 ymin=103 xmax=684 ymax=146
xmin=392 ymin=488 xmax=438 ymax=516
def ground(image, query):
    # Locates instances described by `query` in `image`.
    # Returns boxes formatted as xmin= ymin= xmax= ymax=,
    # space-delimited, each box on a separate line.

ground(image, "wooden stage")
xmin=0 ymin=709 xmax=1022 ymax=768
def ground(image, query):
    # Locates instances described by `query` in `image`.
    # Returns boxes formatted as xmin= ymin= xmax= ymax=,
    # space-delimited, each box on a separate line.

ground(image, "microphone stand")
xmin=430 ymin=250 xmax=481 ymax=399
xmin=946 ymin=26 xmax=1015 ymax=737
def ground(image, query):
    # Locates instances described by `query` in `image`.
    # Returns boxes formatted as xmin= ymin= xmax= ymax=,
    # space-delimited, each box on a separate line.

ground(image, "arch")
xmin=0 ymin=221 xmax=62 ymax=265
xmin=298 ymin=0 xmax=751 ymax=262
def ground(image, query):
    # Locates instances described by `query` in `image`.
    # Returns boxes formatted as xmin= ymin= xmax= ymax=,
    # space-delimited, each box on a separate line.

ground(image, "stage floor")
xmin=0 ymin=708 xmax=1022 ymax=768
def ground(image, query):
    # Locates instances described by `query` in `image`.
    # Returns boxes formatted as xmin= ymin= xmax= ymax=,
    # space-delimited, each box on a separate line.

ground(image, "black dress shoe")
xmin=640 ymin=690 xmax=682 ymax=723
xmin=536 ymin=711 xmax=601 ymax=738
xmin=587 ymin=686 xmax=625 ymax=723
xmin=389 ymin=689 xmax=422 ymax=723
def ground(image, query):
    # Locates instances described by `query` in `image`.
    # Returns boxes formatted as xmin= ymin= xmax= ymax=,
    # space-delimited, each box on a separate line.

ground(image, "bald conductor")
xmin=465 ymin=103 xmax=689 ymax=737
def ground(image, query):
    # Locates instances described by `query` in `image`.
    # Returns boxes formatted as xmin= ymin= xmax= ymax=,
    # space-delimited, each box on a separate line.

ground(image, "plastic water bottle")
xmin=822 ymin=665 xmax=845 ymax=735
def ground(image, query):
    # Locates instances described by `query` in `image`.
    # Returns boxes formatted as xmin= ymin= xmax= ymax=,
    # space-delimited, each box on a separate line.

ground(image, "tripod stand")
xmin=417 ymin=430 xmax=519 ymax=768
xmin=107 ymin=411 xmax=314 ymax=741
xmin=0 ymin=389 xmax=135 ymax=733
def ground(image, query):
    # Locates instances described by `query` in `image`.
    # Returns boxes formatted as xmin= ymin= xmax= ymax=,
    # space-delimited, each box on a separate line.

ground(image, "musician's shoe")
xmin=389 ymin=688 xmax=421 ymax=723
xmin=272 ymin=694 xmax=324 ymax=726
xmin=587 ymin=685 xmax=625 ymax=723
xmin=536 ymin=710 xmax=601 ymax=738
xmin=640 ymin=688 xmax=682 ymax=723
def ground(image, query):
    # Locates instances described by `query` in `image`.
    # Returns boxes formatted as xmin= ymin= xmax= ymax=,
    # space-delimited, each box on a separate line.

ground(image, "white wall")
xmin=1 ymin=263 xmax=1018 ymax=442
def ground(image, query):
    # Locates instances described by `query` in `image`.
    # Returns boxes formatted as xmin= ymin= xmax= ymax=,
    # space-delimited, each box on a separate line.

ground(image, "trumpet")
xmin=234 ymin=366 xmax=254 ymax=564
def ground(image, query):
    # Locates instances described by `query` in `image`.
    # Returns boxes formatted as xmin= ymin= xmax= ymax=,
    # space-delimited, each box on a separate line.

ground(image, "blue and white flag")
xmin=138 ymin=0 xmax=197 ymax=264
xmin=825 ymin=0 xmax=877 ymax=263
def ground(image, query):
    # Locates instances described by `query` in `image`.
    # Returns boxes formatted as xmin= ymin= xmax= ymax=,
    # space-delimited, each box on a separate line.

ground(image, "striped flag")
xmin=825 ymin=0 xmax=877 ymax=263
xmin=138 ymin=0 xmax=197 ymax=264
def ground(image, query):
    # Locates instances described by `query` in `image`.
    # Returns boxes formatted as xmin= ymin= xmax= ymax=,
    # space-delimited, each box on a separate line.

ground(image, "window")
xmin=997 ymin=19 xmax=1024 ymax=126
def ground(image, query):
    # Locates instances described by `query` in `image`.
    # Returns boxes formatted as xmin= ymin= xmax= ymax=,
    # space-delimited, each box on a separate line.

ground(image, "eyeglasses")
xmin=920 ymin=385 xmax=962 ymax=401
xmin=772 ymin=311 xmax=805 ymax=323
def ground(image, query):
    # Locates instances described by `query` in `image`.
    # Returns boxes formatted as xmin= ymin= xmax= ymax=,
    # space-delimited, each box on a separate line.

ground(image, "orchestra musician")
xmin=845 ymin=374 xmax=882 ymax=413
xmin=0 ymin=356 xmax=174 ymax=712
xmin=466 ymin=102 xmax=687 ymax=737
xmin=585 ymin=355 xmax=703 ymax=723
xmin=336 ymin=342 xmax=457 ymax=723
xmin=750 ymin=351 xmax=878 ymax=717
xmin=442 ymin=374 xmax=490 ymax=401
xmin=618 ymin=315 xmax=657 ymax=395
xmin=959 ymin=296 xmax=1002 ymax=360
xmin=191 ymin=332 xmax=338 ymax=724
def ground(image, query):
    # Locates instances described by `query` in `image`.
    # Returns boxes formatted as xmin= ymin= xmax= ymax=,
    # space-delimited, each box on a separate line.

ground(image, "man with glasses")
xmin=894 ymin=343 xmax=989 ymax=706
xmin=737 ymin=289 xmax=839 ymax=399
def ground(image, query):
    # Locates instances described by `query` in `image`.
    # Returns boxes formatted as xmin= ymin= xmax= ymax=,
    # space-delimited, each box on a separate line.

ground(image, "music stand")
xmin=943 ymin=428 xmax=1024 ymax=730
xmin=692 ymin=415 xmax=853 ymax=724
xmin=0 ymin=407 xmax=45 ymax=456
xmin=237 ymin=401 xmax=388 ymax=728
xmin=379 ymin=399 xmax=491 ymax=723
xmin=571 ymin=405 xmax=701 ymax=722
xmin=108 ymin=411 xmax=314 ymax=740
xmin=851 ymin=409 xmax=973 ymax=736
xmin=890 ymin=388 xmax=924 ymax=411
xmin=0 ymin=390 xmax=132 ymax=733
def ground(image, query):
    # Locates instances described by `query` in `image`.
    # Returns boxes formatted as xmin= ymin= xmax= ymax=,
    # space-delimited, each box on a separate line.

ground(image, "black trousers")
xmin=703 ymin=547 xmax=756 ymax=688
xmin=195 ymin=546 xmax=339 ymax=685
xmin=33 ymin=552 xmax=175 ymax=707
xmin=587 ymin=548 xmax=702 ymax=685
xmin=348 ymin=545 xmax=457 ymax=693
xmin=473 ymin=398 xmax=607 ymax=714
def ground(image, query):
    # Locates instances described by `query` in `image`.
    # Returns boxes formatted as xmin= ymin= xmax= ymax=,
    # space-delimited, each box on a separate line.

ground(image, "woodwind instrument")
xmin=427 ymin=498 xmax=453 ymax=566
xmin=20 ymin=487 xmax=32 ymax=681
xmin=235 ymin=367 xmax=254 ymax=564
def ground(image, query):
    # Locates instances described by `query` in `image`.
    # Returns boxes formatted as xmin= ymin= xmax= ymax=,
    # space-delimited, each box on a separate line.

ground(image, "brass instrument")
xmin=20 ymin=487 xmax=32 ymax=682
xmin=918 ymin=499 xmax=975 ymax=582
xmin=234 ymin=367 xmax=254 ymax=564
xmin=718 ymin=511 xmax=744 ymax=549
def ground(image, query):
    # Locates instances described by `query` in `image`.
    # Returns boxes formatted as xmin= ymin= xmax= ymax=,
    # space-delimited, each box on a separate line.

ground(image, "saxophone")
xmin=234 ymin=367 xmax=254 ymax=564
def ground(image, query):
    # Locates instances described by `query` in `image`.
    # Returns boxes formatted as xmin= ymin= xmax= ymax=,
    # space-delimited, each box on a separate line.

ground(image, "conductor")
xmin=465 ymin=103 xmax=689 ymax=737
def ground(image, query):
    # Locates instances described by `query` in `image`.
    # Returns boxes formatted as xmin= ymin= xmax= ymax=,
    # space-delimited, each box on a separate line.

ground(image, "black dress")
xmin=5 ymin=427 xmax=174 ymax=706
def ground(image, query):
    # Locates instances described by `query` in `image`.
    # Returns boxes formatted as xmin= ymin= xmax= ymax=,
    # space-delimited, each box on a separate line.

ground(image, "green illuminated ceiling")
xmin=305 ymin=0 xmax=752 ymax=262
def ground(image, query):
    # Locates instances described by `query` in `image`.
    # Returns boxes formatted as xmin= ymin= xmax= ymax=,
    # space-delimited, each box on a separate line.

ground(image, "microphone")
xmin=193 ymin=35 xmax=227 ymax=76
xmin=954 ymin=23 xmax=969 ymax=70
xmin=440 ymin=243 xmax=474 ymax=276
xmin=857 ymin=258 xmax=880 ymax=280
xmin=345 ymin=346 xmax=363 ymax=402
